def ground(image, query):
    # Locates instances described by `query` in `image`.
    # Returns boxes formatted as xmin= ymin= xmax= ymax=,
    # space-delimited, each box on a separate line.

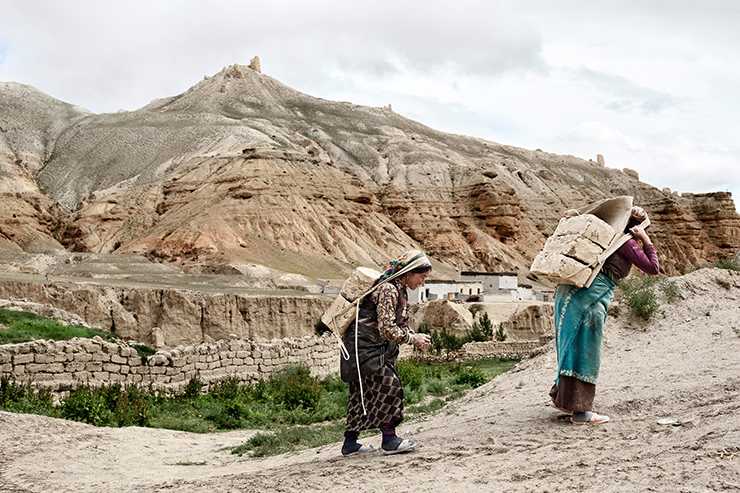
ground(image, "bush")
xmin=659 ymin=278 xmax=681 ymax=302
xmin=210 ymin=378 xmax=242 ymax=401
xmin=397 ymin=360 xmax=424 ymax=391
xmin=314 ymin=317 xmax=331 ymax=336
xmin=0 ymin=377 xmax=28 ymax=407
xmin=468 ymin=304 xmax=484 ymax=317
xmin=0 ymin=378 xmax=55 ymax=415
xmin=268 ymin=365 xmax=323 ymax=410
xmin=182 ymin=378 xmax=204 ymax=399
xmin=61 ymin=386 xmax=114 ymax=426
xmin=133 ymin=344 xmax=156 ymax=362
xmin=467 ymin=322 xmax=487 ymax=343
xmin=494 ymin=323 xmax=507 ymax=342
xmin=479 ymin=312 xmax=494 ymax=338
xmin=114 ymin=384 xmax=151 ymax=427
xmin=714 ymin=257 xmax=740 ymax=271
xmin=454 ymin=366 xmax=487 ymax=388
xmin=428 ymin=328 xmax=468 ymax=358
xmin=617 ymin=277 xmax=659 ymax=321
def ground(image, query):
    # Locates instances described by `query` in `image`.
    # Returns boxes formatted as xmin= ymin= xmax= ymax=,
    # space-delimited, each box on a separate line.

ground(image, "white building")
xmin=407 ymin=280 xmax=456 ymax=303
xmin=517 ymin=284 xmax=533 ymax=301
xmin=407 ymin=280 xmax=485 ymax=303
xmin=460 ymin=271 xmax=518 ymax=292
xmin=406 ymin=272 xmax=538 ymax=303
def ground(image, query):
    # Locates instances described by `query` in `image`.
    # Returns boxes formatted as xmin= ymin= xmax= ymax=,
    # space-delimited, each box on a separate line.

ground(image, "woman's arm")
xmin=621 ymin=227 xmax=659 ymax=275
xmin=374 ymin=283 xmax=411 ymax=344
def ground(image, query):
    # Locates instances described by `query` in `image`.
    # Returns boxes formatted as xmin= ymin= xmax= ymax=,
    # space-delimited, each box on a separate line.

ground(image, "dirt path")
xmin=1 ymin=268 xmax=739 ymax=492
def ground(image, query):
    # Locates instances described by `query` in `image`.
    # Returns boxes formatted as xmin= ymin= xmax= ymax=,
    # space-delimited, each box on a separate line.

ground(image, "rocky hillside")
xmin=1 ymin=62 xmax=738 ymax=282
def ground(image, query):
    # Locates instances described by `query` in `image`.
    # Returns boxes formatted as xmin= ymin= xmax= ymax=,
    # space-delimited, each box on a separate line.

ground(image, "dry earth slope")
xmin=1 ymin=266 xmax=739 ymax=492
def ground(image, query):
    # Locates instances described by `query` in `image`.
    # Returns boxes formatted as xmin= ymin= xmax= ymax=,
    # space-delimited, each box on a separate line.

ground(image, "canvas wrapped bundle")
xmin=321 ymin=267 xmax=381 ymax=338
xmin=530 ymin=196 xmax=638 ymax=288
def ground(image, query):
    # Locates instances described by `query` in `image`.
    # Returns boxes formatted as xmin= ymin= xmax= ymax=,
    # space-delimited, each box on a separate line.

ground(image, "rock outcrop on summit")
xmin=1 ymin=64 xmax=738 ymax=280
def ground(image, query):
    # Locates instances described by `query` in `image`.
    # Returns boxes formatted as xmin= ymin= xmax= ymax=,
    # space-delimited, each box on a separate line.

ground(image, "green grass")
xmin=0 ymin=308 xmax=122 ymax=345
xmin=1 ymin=357 xmax=517 ymax=458
xmin=232 ymin=421 xmax=346 ymax=457
xmin=0 ymin=308 xmax=520 ymax=459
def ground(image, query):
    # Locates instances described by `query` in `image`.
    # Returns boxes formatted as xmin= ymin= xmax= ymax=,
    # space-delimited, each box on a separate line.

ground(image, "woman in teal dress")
xmin=549 ymin=207 xmax=659 ymax=424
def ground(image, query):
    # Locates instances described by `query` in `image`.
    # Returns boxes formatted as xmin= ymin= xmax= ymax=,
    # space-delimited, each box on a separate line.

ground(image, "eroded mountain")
xmin=1 ymin=62 xmax=738 ymax=282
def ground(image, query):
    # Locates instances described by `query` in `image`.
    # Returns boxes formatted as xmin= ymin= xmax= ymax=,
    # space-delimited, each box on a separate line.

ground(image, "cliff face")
xmin=1 ymin=64 xmax=738 ymax=282
xmin=0 ymin=280 xmax=329 ymax=346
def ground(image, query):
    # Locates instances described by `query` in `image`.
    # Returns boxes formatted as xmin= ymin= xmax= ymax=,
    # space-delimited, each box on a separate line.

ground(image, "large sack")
xmin=321 ymin=267 xmax=381 ymax=338
xmin=530 ymin=196 xmax=637 ymax=288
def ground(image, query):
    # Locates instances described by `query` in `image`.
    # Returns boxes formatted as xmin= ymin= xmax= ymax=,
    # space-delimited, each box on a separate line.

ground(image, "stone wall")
xmin=0 ymin=333 xmax=550 ymax=395
xmin=457 ymin=337 xmax=552 ymax=360
xmin=0 ymin=333 xmax=339 ymax=395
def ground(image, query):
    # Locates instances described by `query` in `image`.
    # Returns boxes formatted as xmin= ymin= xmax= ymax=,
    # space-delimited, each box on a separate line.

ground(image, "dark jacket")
xmin=339 ymin=282 xmax=404 ymax=382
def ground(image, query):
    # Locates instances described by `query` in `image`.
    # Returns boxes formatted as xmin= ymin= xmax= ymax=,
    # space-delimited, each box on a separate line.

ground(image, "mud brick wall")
xmin=0 ymin=333 xmax=340 ymax=395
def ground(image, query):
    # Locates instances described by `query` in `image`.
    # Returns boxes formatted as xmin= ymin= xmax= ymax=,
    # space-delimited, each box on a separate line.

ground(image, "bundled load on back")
xmin=321 ymin=267 xmax=381 ymax=339
xmin=321 ymin=254 xmax=431 ymax=357
xmin=530 ymin=196 xmax=647 ymax=288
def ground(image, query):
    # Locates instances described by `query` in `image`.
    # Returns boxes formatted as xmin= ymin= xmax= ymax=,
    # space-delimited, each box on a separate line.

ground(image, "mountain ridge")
xmin=0 ymin=62 xmax=738 ymax=282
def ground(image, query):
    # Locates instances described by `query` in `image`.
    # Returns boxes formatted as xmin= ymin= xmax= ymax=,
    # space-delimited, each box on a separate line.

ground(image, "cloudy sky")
xmin=1 ymin=0 xmax=738 ymax=209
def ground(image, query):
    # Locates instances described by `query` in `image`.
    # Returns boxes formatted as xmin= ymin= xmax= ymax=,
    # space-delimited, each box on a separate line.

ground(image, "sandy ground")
xmin=1 ymin=267 xmax=739 ymax=493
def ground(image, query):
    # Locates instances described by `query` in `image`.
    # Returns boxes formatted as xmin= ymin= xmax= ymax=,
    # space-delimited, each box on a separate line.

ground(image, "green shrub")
xmin=210 ymin=378 xmax=242 ymax=401
xmin=714 ymin=257 xmax=740 ymax=271
xmin=468 ymin=304 xmax=483 ymax=317
xmin=182 ymin=378 xmax=204 ymax=399
xmin=205 ymin=400 xmax=246 ymax=430
xmin=0 ymin=377 xmax=28 ymax=407
xmin=494 ymin=323 xmax=507 ymax=342
xmin=659 ymin=278 xmax=681 ymax=302
xmin=99 ymin=383 xmax=124 ymax=410
xmin=114 ymin=384 xmax=151 ymax=427
xmin=467 ymin=322 xmax=488 ymax=343
xmin=618 ymin=277 xmax=659 ymax=321
xmin=268 ymin=365 xmax=322 ymax=410
xmin=479 ymin=312 xmax=494 ymax=338
xmin=314 ymin=317 xmax=331 ymax=336
xmin=454 ymin=366 xmax=487 ymax=388
xmin=61 ymin=386 xmax=114 ymax=426
xmin=0 ymin=378 xmax=55 ymax=416
xmin=397 ymin=360 xmax=424 ymax=391
xmin=133 ymin=344 xmax=156 ymax=362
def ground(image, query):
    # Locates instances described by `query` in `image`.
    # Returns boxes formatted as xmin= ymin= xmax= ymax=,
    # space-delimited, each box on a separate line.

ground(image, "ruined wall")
xmin=0 ymin=332 xmax=552 ymax=395
xmin=0 ymin=333 xmax=339 ymax=395
xmin=457 ymin=338 xmax=551 ymax=360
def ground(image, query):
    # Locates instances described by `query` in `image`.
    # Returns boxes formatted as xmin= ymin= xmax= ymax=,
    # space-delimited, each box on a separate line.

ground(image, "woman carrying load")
xmin=340 ymin=250 xmax=433 ymax=456
xmin=549 ymin=206 xmax=659 ymax=424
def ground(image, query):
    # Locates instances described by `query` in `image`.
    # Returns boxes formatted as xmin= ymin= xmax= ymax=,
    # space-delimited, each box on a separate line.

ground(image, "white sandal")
xmin=382 ymin=439 xmax=418 ymax=455
xmin=342 ymin=443 xmax=377 ymax=457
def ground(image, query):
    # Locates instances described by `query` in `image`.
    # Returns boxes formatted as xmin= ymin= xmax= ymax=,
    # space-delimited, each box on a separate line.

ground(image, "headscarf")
xmin=378 ymin=250 xmax=431 ymax=281
xmin=630 ymin=206 xmax=648 ymax=223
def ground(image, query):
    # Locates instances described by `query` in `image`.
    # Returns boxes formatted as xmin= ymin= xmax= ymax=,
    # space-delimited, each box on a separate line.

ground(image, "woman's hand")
xmin=629 ymin=226 xmax=652 ymax=246
xmin=410 ymin=333 xmax=432 ymax=350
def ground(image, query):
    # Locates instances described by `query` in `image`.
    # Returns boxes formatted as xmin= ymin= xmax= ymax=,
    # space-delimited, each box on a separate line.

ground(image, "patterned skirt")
xmin=346 ymin=362 xmax=404 ymax=433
